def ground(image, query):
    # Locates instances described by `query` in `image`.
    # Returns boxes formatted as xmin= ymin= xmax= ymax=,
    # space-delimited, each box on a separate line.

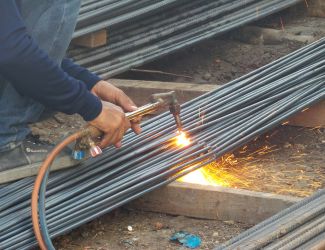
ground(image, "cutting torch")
xmin=31 ymin=91 xmax=184 ymax=250
xmin=73 ymin=91 xmax=183 ymax=159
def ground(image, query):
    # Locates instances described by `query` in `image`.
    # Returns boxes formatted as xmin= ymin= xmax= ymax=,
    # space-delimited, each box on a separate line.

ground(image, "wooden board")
xmin=110 ymin=79 xmax=218 ymax=106
xmin=72 ymin=29 xmax=107 ymax=48
xmin=0 ymin=156 xmax=78 ymax=184
xmin=308 ymin=0 xmax=325 ymax=18
xmin=310 ymin=240 xmax=325 ymax=250
xmin=128 ymin=182 xmax=300 ymax=225
xmin=288 ymin=100 xmax=325 ymax=128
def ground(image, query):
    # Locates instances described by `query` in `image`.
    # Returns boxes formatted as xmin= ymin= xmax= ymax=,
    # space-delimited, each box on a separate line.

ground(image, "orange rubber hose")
xmin=31 ymin=131 xmax=83 ymax=250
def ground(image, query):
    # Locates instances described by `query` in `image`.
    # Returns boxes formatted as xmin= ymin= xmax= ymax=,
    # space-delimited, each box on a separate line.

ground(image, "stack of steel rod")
xmin=75 ymin=0 xmax=185 ymax=38
xmin=69 ymin=0 xmax=303 ymax=78
xmin=216 ymin=189 xmax=325 ymax=250
xmin=0 ymin=39 xmax=324 ymax=249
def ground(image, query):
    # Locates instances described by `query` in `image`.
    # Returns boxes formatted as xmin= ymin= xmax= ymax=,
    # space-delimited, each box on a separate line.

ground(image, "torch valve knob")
xmin=90 ymin=145 xmax=102 ymax=158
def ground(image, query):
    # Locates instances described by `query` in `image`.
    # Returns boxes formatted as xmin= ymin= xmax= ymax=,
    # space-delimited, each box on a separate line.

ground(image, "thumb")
xmin=129 ymin=105 xmax=138 ymax=111
xmin=117 ymin=93 xmax=138 ymax=112
xmin=122 ymin=100 xmax=138 ymax=113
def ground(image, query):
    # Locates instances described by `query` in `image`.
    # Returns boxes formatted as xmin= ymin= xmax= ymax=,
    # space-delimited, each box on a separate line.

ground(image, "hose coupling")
xmin=73 ymin=127 xmax=103 ymax=160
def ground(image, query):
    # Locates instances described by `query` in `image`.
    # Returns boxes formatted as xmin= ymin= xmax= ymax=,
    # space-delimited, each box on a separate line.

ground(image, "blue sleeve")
xmin=61 ymin=58 xmax=101 ymax=91
xmin=0 ymin=0 xmax=102 ymax=121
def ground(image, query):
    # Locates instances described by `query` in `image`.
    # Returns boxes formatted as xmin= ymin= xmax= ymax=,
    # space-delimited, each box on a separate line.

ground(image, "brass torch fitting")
xmin=73 ymin=91 xmax=183 ymax=160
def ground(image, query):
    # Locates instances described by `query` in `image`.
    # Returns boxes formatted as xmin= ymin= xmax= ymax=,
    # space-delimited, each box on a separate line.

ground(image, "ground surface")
xmin=53 ymin=209 xmax=249 ymax=250
xmin=30 ymin=5 xmax=325 ymax=250
xmin=120 ymin=5 xmax=325 ymax=85
xmin=199 ymin=126 xmax=325 ymax=198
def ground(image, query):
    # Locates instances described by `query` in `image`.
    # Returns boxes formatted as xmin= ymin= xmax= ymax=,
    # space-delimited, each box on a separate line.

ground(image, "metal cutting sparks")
xmin=178 ymin=142 xmax=324 ymax=198
xmin=178 ymin=168 xmax=224 ymax=187
xmin=175 ymin=131 xmax=191 ymax=147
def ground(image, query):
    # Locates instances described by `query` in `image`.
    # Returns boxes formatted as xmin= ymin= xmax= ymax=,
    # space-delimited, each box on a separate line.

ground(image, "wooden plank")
xmin=72 ymin=29 xmax=107 ymax=48
xmin=111 ymin=79 xmax=325 ymax=128
xmin=128 ymin=182 xmax=300 ymax=225
xmin=0 ymin=156 xmax=78 ymax=184
xmin=308 ymin=0 xmax=325 ymax=18
xmin=310 ymin=240 xmax=325 ymax=250
xmin=288 ymin=100 xmax=325 ymax=128
xmin=110 ymin=79 xmax=218 ymax=106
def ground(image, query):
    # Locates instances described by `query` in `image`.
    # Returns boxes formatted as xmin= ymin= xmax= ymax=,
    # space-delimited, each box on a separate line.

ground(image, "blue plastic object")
xmin=72 ymin=150 xmax=85 ymax=160
xmin=170 ymin=231 xmax=202 ymax=249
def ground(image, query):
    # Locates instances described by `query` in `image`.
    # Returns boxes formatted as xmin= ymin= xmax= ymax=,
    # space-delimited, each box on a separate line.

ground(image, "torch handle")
xmin=126 ymin=101 xmax=161 ymax=121
xmin=85 ymin=101 xmax=163 ymax=139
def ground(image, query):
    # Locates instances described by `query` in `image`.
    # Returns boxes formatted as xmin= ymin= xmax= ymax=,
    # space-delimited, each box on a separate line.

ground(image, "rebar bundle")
xmin=0 ymin=38 xmax=324 ymax=249
xmin=216 ymin=188 xmax=325 ymax=250
xmin=70 ymin=0 xmax=303 ymax=78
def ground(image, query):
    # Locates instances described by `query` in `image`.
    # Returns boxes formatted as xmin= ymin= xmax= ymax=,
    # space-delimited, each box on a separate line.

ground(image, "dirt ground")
xmin=30 ymin=4 xmax=324 ymax=250
xmin=201 ymin=126 xmax=325 ymax=198
xmin=120 ymin=5 xmax=325 ymax=85
xmin=53 ymin=209 xmax=249 ymax=250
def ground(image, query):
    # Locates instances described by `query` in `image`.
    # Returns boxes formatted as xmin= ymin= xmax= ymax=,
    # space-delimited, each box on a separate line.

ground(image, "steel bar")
xmin=0 ymin=39 xmax=324 ymax=249
xmin=69 ymin=0 xmax=302 ymax=77
xmin=216 ymin=189 xmax=325 ymax=250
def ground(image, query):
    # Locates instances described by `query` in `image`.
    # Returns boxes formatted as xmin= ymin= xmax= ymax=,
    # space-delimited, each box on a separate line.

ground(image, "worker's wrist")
xmin=78 ymin=93 xmax=103 ymax=121
xmin=85 ymin=74 xmax=102 ymax=91
xmin=92 ymin=79 xmax=105 ymax=90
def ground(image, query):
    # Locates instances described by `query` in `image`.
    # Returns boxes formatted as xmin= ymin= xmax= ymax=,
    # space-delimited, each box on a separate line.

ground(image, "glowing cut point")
xmin=175 ymin=132 xmax=191 ymax=147
xmin=178 ymin=168 xmax=221 ymax=187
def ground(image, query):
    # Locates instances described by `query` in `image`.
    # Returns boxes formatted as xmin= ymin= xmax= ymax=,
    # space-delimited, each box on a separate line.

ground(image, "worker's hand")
xmin=91 ymin=80 xmax=142 ymax=135
xmin=89 ymin=101 xmax=131 ymax=148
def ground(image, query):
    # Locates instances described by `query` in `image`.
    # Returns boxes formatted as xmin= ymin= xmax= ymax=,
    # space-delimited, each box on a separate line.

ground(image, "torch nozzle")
xmin=174 ymin=113 xmax=183 ymax=132
xmin=169 ymin=99 xmax=183 ymax=133
xmin=151 ymin=91 xmax=183 ymax=132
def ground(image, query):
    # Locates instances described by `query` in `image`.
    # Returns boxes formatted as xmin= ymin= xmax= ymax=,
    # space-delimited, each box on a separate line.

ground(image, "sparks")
xmin=175 ymin=131 xmax=191 ymax=147
xmin=178 ymin=168 xmax=222 ymax=186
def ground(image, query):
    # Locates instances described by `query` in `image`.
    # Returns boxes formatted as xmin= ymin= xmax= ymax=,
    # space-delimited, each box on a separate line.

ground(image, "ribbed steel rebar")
xmin=70 ymin=0 xmax=303 ymax=77
xmin=216 ymin=189 xmax=325 ymax=250
xmin=0 ymin=37 xmax=324 ymax=249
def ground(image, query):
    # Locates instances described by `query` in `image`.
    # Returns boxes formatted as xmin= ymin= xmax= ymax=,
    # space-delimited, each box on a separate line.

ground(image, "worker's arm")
xmin=0 ymin=1 xmax=101 ymax=121
xmin=61 ymin=58 xmax=142 ymax=139
xmin=0 ymin=1 xmax=140 ymax=148
xmin=61 ymin=58 xmax=101 ymax=91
